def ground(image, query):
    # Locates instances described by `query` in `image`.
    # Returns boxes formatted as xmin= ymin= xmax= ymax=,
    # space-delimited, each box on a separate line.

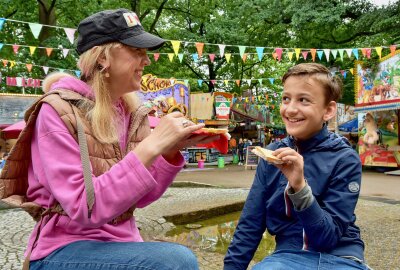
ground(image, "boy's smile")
xmin=280 ymin=76 xmax=336 ymax=140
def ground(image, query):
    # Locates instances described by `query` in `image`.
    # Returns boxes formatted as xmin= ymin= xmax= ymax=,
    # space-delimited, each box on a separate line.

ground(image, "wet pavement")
xmin=1 ymin=165 xmax=400 ymax=270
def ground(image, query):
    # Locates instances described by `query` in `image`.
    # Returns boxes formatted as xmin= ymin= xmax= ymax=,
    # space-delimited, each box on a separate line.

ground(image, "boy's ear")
xmin=323 ymin=101 xmax=337 ymax=122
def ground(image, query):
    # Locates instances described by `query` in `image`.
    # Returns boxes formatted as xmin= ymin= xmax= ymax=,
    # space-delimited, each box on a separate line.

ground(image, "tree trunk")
xmin=37 ymin=0 xmax=57 ymax=45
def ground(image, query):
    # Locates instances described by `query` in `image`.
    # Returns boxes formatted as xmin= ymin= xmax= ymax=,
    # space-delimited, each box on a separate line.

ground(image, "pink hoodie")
xmin=25 ymin=76 xmax=184 ymax=260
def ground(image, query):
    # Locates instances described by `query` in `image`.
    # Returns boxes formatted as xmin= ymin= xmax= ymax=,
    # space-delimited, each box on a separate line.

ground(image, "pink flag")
xmin=154 ymin=53 xmax=160 ymax=61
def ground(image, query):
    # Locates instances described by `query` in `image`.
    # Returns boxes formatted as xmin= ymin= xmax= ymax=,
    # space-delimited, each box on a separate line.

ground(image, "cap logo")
xmin=123 ymin=12 xmax=141 ymax=27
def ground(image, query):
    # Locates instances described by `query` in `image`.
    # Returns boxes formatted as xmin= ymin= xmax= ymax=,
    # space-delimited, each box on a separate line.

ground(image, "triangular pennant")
xmin=43 ymin=66 xmax=49 ymax=74
xmin=301 ymin=51 xmax=308 ymax=60
xmin=310 ymin=49 xmax=316 ymax=62
xmin=170 ymin=79 xmax=175 ymax=85
xmin=45 ymin=47 xmax=53 ymax=57
xmin=75 ymin=70 xmax=81 ymax=77
xmin=235 ymin=80 xmax=240 ymax=87
xmin=153 ymin=53 xmax=160 ymax=61
xmin=331 ymin=49 xmax=338 ymax=59
xmin=269 ymin=78 xmax=274 ymax=85
xmin=295 ymin=48 xmax=301 ymax=60
xmin=224 ymin=80 xmax=229 ymax=86
xmin=390 ymin=45 xmax=396 ymax=57
xmin=10 ymin=60 xmax=15 ymax=68
xmin=242 ymin=53 xmax=248 ymax=62
xmin=256 ymin=47 xmax=264 ymax=61
xmin=198 ymin=79 xmax=203 ymax=87
xmin=349 ymin=68 xmax=354 ymax=75
xmin=59 ymin=68 xmax=65 ymax=72
xmin=238 ymin=46 xmax=246 ymax=59
xmin=211 ymin=80 xmax=216 ymax=85
xmin=375 ymin=46 xmax=382 ymax=59
xmin=168 ymin=53 xmax=174 ymax=62
xmin=26 ymin=63 xmax=33 ymax=72
xmin=170 ymin=40 xmax=180 ymax=55
xmin=178 ymin=53 xmax=184 ymax=63
xmin=0 ymin=43 xmax=3 ymax=51
xmin=12 ymin=44 xmax=20 ymax=54
xmin=64 ymin=28 xmax=76 ymax=44
xmin=2 ymin=59 xmax=8 ymax=67
xmin=29 ymin=46 xmax=37 ymax=55
xmin=343 ymin=71 xmax=347 ymax=79
xmin=366 ymin=48 xmax=371 ymax=59
xmin=317 ymin=50 xmax=323 ymax=60
xmin=287 ymin=51 xmax=294 ymax=61
xmin=28 ymin=23 xmax=42 ymax=39
xmin=338 ymin=49 xmax=344 ymax=61
xmin=258 ymin=79 xmax=262 ymax=85
xmin=209 ymin=53 xmax=215 ymax=62
xmin=323 ymin=49 xmax=330 ymax=61
xmin=352 ymin=48 xmax=359 ymax=60
xmin=225 ymin=53 xmax=231 ymax=63
xmin=195 ymin=42 xmax=204 ymax=58
xmin=0 ymin=18 xmax=5 ymax=31
xmin=184 ymin=79 xmax=189 ymax=86
xmin=275 ymin=48 xmax=283 ymax=61
xmin=272 ymin=52 xmax=278 ymax=61
xmin=361 ymin=48 xmax=367 ymax=57
xmin=192 ymin=53 xmax=199 ymax=63
xmin=246 ymin=79 xmax=251 ymax=86
xmin=345 ymin=48 xmax=352 ymax=58
xmin=218 ymin=44 xmax=226 ymax=57
xmin=62 ymin=48 xmax=69 ymax=58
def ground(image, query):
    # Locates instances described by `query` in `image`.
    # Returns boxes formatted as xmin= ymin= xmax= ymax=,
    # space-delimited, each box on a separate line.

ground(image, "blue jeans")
xmin=30 ymin=240 xmax=199 ymax=270
xmin=252 ymin=250 xmax=371 ymax=270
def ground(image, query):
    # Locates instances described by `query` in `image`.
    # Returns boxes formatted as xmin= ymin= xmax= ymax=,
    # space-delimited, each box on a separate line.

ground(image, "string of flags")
xmin=0 ymin=17 xmax=398 ymax=63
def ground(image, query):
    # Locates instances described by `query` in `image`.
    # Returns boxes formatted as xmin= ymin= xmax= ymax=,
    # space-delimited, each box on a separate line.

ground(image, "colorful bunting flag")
xmin=366 ymin=48 xmax=371 ymax=59
xmin=12 ymin=44 xmax=20 ymax=54
xmin=338 ymin=49 xmax=344 ymax=61
xmin=2 ymin=59 xmax=8 ymax=67
xmin=269 ymin=78 xmax=274 ymax=85
xmin=29 ymin=46 xmax=37 ymax=55
xmin=75 ymin=70 xmax=81 ymax=77
xmin=178 ymin=53 xmax=184 ymax=63
xmin=390 ymin=45 xmax=396 ymax=57
xmin=43 ymin=66 xmax=49 ymax=74
xmin=171 ymin=40 xmax=180 ymax=55
xmin=198 ymin=80 xmax=203 ymax=87
xmin=0 ymin=43 xmax=3 ymax=51
xmin=331 ymin=49 xmax=338 ymax=59
xmin=195 ymin=43 xmax=204 ymax=58
xmin=62 ymin=48 xmax=69 ymax=58
xmin=224 ymin=80 xmax=229 ymax=86
xmin=225 ymin=53 xmax=231 ymax=63
xmin=275 ymin=48 xmax=283 ymax=61
xmin=168 ymin=53 xmax=174 ymax=62
xmin=209 ymin=53 xmax=215 ymax=62
xmin=352 ymin=48 xmax=359 ymax=60
xmin=0 ymin=18 xmax=5 ymax=31
xmin=287 ymin=51 xmax=294 ymax=61
xmin=28 ymin=23 xmax=42 ymax=39
xmin=26 ymin=63 xmax=33 ymax=72
xmin=238 ymin=46 xmax=246 ymax=59
xmin=154 ymin=53 xmax=160 ymax=61
xmin=317 ymin=50 xmax=323 ymax=60
xmin=45 ymin=47 xmax=53 ymax=57
xmin=375 ymin=46 xmax=382 ymax=59
xmin=64 ymin=28 xmax=76 ymax=44
xmin=295 ymin=48 xmax=301 ymax=60
xmin=323 ymin=49 xmax=330 ymax=61
xmin=218 ymin=44 xmax=226 ymax=57
xmin=192 ymin=53 xmax=199 ymax=63
xmin=256 ymin=47 xmax=264 ymax=61
xmin=235 ymin=80 xmax=240 ymax=87
xmin=310 ymin=49 xmax=316 ymax=62
xmin=301 ymin=51 xmax=308 ymax=60
xmin=345 ymin=49 xmax=352 ymax=58
xmin=242 ymin=53 xmax=248 ymax=62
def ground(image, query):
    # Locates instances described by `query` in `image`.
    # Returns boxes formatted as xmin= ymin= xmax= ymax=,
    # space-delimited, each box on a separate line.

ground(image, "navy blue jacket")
xmin=224 ymin=127 xmax=364 ymax=270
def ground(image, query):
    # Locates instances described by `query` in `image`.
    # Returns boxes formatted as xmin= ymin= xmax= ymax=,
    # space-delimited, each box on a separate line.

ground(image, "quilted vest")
xmin=0 ymin=89 xmax=152 ymax=223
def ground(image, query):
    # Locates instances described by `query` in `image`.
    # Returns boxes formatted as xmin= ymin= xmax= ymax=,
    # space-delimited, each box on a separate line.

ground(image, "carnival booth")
xmin=354 ymin=50 xmax=400 ymax=169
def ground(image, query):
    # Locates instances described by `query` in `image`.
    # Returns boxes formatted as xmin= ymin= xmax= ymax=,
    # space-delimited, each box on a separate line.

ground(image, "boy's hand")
xmin=273 ymin=147 xmax=306 ymax=192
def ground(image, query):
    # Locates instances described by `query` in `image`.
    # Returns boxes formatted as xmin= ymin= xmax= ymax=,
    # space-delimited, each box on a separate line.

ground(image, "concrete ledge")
xmin=163 ymin=201 xmax=245 ymax=225
xmin=170 ymin=181 xmax=222 ymax=188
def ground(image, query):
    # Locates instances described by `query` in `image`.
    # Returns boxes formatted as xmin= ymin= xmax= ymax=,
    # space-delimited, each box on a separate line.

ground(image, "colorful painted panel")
xmin=358 ymin=110 xmax=399 ymax=167
xmin=355 ymin=51 xmax=400 ymax=112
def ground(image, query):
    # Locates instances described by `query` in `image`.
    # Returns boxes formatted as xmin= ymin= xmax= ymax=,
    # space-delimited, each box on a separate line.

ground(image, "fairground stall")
xmin=354 ymin=50 xmax=400 ymax=169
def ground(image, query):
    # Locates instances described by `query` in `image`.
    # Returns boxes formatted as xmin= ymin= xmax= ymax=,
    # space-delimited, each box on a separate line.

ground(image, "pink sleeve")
xmin=33 ymin=104 xmax=179 ymax=227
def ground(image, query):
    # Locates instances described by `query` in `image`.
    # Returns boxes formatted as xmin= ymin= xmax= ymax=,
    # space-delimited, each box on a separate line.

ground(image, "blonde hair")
xmin=77 ymin=42 xmax=140 ymax=143
xmin=282 ymin=63 xmax=342 ymax=105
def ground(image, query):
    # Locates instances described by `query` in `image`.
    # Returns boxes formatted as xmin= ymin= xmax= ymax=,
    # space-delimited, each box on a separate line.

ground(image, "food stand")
xmin=354 ymin=50 xmax=400 ymax=169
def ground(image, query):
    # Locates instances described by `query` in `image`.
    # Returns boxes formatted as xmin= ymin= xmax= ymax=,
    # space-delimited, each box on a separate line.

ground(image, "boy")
xmin=224 ymin=63 xmax=369 ymax=269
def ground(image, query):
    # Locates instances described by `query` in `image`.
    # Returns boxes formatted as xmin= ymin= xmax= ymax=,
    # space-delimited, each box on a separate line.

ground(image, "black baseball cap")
xmin=76 ymin=8 xmax=165 ymax=55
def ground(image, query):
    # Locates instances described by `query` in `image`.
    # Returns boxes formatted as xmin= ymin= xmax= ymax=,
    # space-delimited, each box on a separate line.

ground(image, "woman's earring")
xmin=105 ymin=71 xmax=110 ymax=78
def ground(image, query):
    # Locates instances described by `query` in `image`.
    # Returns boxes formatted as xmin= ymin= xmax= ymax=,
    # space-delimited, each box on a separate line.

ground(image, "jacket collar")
xmin=286 ymin=124 xmax=329 ymax=154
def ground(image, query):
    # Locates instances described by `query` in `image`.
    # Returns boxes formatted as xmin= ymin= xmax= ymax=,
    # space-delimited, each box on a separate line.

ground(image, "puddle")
xmin=165 ymin=211 xmax=275 ymax=262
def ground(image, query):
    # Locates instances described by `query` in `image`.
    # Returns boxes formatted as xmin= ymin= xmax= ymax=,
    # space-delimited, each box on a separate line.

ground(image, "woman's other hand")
xmin=133 ymin=112 xmax=219 ymax=166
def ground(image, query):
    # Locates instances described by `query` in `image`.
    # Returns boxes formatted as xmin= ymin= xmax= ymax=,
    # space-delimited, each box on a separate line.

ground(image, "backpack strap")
xmin=71 ymin=105 xmax=95 ymax=218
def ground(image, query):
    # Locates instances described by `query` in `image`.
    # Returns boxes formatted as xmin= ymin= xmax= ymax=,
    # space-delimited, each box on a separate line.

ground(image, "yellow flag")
xmin=29 ymin=46 xmax=37 ymax=55
xmin=224 ymin=80 xmax=229 ymax=86
xmin=375 ymin=47 xmax=382 ymax=59
xmin=10 ymin=61 xmax=15 ymax=68
xmin=295 ymin=48 xmax=301 ymax=60
xmin=287 ymin=52 xmax=294 ymax=61
xmin=170 ymin=40 xmax=181 ymax=56
xmin=349 ymin=68 xmax=354 ymax=75
xmin=168 ymin=53 xmax=174 ymax=62
xmin=225 ymin=53 xmax=231 ymax=63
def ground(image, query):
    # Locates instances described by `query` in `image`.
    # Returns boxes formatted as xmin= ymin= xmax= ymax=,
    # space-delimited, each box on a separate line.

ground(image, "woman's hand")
xmin=273 ymin=147 xmax=306 ymax=192
xmin=133 ymin=112 xmax=219 ymax=166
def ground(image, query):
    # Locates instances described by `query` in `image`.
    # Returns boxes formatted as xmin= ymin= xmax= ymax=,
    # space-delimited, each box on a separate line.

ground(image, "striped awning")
xmin=354 ymin=100 xmax=400 ymax=113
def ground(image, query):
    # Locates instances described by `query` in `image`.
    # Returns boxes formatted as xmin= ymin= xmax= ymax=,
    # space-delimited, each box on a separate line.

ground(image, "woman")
xmin=17 ymin=8 xmax=218 ymax=270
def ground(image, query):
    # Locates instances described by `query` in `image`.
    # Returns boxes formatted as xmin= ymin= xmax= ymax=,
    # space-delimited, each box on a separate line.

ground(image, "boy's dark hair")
xmin=282 ymin=63 xmax=343 ymax=104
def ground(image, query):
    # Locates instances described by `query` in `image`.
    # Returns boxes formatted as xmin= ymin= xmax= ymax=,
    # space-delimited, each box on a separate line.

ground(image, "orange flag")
xmin=46 ymin=48 xmax=53 ymax=57
xmin=195 ymin=42 xmax=204 ymax=58
xmin=235 ymin=80 xmax=241 ymax=87
xmin=26 ymin=63 xmax=33 ymax=72
xmin=390 ymin=45 xmax=396 ymax=57
xmin=310 ymin=49 xmax=316 ymax=62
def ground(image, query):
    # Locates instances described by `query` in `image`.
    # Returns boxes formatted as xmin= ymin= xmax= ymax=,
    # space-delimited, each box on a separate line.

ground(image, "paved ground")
xmin=1 ymin=164 xmax=399 ymax=270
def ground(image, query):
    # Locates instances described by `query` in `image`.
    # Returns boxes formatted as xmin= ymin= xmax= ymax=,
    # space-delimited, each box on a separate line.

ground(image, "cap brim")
xmin=120 ymin=32 xmax=165 ymax=51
